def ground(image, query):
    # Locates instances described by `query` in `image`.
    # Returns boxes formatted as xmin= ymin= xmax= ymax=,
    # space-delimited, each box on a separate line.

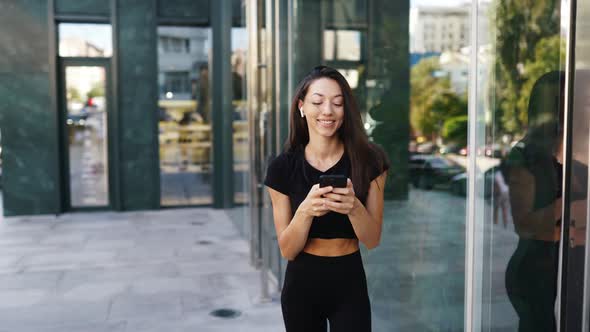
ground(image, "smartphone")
xmin=319 ymin=175 xmax=347 ymax=188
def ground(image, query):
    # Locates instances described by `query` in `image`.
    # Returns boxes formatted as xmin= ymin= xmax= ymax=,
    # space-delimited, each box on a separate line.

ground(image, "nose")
xmin=320 ymin=102 xmax=334 ymax=115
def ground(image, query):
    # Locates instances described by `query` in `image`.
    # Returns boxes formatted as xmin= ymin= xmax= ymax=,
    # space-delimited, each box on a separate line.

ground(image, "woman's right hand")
xmin=299 ymin=184 xmax=334 ymax=217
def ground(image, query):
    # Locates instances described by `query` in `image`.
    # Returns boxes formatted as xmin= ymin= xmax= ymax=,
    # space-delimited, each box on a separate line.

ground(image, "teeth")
xmin=318 ymin=120 xmax=334 ymax=124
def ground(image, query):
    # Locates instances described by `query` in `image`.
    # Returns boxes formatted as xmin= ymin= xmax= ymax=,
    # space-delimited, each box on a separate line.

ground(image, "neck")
xmin=306 ymin=134 xmax=344 ymax=159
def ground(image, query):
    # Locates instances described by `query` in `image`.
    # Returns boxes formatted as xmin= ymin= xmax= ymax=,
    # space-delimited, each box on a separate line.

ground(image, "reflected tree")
xmin=492 ymin=0 xmax=562 ymax=135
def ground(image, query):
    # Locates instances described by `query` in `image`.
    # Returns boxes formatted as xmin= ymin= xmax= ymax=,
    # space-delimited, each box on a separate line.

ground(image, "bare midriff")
xmin=303 ymin=238 xmax=359 ymax=257
xmin=517 ymin=226 xmax=561 ymax=242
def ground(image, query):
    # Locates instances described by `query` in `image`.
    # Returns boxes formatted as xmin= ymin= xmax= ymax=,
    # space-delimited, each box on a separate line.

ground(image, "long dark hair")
xmin=285 ymin=65 xmax=389 ymax=196
xmin=523 ymin=70 xmax=565 ymax=155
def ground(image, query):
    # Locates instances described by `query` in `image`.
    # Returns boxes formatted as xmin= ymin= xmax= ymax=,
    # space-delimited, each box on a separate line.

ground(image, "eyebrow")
xmin=311 ymin=93 xmax=343 ymax=98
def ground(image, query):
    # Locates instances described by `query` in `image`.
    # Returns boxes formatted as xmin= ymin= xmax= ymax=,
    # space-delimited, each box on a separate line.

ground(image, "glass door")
xmin=59 ymin=59 xmax=113 ymax=209
xmin=468 ymin=0 xmax=590 ymax=331
xmin=559 ymin=0 xmax=590 ymax=329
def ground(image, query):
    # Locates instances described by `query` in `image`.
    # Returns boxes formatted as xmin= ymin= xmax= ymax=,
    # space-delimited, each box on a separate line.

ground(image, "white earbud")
xmin=299 ymin=108 xmax=305 ymax=118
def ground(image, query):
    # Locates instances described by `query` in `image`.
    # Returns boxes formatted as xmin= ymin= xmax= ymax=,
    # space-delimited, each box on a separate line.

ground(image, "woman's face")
xmin=298 ymin=77 xmax=345 ymax=139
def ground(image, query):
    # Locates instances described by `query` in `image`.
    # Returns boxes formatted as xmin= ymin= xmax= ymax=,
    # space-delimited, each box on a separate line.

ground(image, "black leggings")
xmin=281 ymin=250 xmax=371 ymax=332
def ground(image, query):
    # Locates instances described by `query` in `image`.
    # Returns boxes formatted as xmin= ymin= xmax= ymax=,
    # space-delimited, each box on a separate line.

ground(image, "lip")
xmin=317 ymin=119 xmax=336 ymax=128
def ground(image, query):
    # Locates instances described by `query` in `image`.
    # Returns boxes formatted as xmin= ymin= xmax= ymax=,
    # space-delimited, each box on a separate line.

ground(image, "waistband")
xmin=293 ymin=250 xmax=362 ymax=265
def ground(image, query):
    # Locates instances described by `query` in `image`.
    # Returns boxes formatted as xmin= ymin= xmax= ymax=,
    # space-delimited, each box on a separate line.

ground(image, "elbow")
xmin=364 ymin=237 xmax=381 ymax=250
xmin=366 ymin=241 xmax=379 ymax=250
xmin=279 ymin=246 xmax=296 ymax=261
xmin=280 ymin=250 xmax=296 ymax=261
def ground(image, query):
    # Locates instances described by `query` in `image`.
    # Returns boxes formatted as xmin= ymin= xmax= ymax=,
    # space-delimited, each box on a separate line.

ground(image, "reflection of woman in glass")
xmin=504 ymin=71 xmax=564 ymax=332
xmin=264 ymin=66 xmax=389 ymax=331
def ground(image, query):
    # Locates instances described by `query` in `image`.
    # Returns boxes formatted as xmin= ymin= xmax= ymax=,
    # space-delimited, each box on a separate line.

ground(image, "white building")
xmin=410 ymin=5 xmax=470 ymax=53
xmin=157 ymin=27 xmax=211 ymax=100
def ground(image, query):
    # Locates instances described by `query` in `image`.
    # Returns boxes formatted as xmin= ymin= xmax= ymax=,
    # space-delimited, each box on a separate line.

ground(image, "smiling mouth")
xmin=317 ymin=119 xmax=335 ymax=126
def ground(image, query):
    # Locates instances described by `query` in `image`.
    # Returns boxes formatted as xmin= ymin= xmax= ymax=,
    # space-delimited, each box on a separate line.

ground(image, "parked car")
xmin=409 ymin=154 xmax=464 ymax=190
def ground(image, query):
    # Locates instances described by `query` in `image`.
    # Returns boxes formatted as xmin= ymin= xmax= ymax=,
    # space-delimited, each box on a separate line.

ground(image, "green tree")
xmin=517 ymin=35 xmax=564 ymax=118
xmin=442 ymin=115 xmax=468 ymax=146
xmin=410 ymin=57 xmax=467 ymax=139
xmin=492 ymin=0 xmax=561 ymax=134
xmin=87 ymin=82 xmax=105 ymax=99
xmin=67 ymin=87 xmax=82 ymax=102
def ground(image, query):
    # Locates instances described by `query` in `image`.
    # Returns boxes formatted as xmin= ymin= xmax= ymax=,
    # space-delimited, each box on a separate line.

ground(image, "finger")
xmin=331 ymin=188 xmax=350 ymax=195
xmin=312 ymin=205 xmax=329 ymax=213
xmin=326 ymin=200 xmax=348 ymax=210
xmin=314 ymin=186 xmax=334 ymax=196
xmin=325 ymin=204 xmax=346 ymax=214
xmin=312 ymin=198 xmax=327 ymax=206
xmin=323 ymin=193 xmax=344 ymax=202
xmin=347 ymin=178 xmax=353 ymax=188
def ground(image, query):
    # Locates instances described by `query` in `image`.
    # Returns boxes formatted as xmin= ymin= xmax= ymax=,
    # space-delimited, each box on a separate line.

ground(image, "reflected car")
xmin=450 ymin=165 xmax=498 ymax=199
xmin=409 ymin=155 xmax=464 ymax=190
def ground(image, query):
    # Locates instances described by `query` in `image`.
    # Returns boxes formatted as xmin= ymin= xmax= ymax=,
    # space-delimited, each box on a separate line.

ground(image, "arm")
xmin=267 ymin=184 xmax=334 ymax=260
xmin=324 ymin=172 xmax=388 ymax=249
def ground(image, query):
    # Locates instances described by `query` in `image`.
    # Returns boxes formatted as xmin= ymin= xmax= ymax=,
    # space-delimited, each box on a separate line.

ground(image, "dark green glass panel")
xmin=55 ymin=0 xmax=110 ymax=16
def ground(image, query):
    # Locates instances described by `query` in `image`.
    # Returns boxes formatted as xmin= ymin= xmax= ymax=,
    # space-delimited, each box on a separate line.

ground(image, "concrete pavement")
xmin=0 ymin=207 xmax=283 ymax=332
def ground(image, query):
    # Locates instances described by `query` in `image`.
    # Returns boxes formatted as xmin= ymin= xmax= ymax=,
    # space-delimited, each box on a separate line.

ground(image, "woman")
xmin=503 ymin=71 xmax=572 ymax=332
xmin=264 ymin=66 xmax=389 ymax=332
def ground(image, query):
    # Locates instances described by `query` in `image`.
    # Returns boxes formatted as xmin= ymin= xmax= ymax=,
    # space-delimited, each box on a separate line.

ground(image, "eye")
xmin=312 ymin=102 xmax=322 ymax=106
xmin=333 ymin=103 xmax=343 ymax=107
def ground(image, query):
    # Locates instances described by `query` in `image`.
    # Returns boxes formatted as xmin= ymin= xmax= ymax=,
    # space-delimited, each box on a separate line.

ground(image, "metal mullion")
xmin=465 ymin=0 xmax=479 ymax=331
xmin=111 ymin=0 xmax=123 ymax=210
xmin=558 ymin=0 xmax=578 ymax=330
xmin=247 ymin=0 xmax=261 ymax=268
xmin=48 ymin=0 xmax=62 ymax=214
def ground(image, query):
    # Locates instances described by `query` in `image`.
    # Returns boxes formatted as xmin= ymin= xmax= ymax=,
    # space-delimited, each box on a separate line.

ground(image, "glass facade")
xmin=245 ymin=0 xmax=589 ymax=331
xmin=471 ymin=0 xmax=572 ymax=330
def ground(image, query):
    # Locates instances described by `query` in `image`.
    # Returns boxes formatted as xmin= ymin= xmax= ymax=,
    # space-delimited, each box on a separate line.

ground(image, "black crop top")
xmin=263 ymin=147 xmax=387 ymax=239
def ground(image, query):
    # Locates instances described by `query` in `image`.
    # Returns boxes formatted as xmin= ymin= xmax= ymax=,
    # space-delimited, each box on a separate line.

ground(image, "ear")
xmin=298 ymin=99 xmax=304 ymax=110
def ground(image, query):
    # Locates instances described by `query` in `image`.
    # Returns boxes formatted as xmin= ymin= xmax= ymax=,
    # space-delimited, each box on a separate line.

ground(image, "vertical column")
xmin=275 ymin=0 xmax=290 ymax=150
xmin=367 ymin=0 xmax=410 ymax=200
xmin=211 ymin=0 xmax=234 ymax=208
xmin=291 ymin=0 xmax=322 ymax=82
xmin=0 ymin=0 xmax=60 ymax=216
xmin=116 ymin=0 xmax=160 ymax=210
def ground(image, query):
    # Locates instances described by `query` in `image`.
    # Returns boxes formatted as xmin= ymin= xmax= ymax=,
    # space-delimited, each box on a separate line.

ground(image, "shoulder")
xmin=267 ymin=150 xmax=299 ymax=171
xmin=264 ymin=149 xmax=300 ymax=196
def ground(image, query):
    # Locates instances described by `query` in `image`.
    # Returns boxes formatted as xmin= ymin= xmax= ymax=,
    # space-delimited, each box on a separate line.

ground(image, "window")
xmin=157 ymin=26 xmax=212 ymax=206
xmin=160 ymin=36 xmax=191 ymax=53
xmin=163 ymin=71 xmax=190 ymax=95
xmin=58 ymin=23 xmax=112 ymax=57
xmin=323 ymin=29 xmax=362 ymax=61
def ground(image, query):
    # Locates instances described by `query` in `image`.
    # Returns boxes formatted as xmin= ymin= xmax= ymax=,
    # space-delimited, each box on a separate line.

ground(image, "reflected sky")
xmin=59 ymin=23 xmax=112 ymax=57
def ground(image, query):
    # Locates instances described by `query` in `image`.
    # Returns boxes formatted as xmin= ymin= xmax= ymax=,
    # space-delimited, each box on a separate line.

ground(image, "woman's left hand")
xmin=323 ymin=178 xmax=358 ymax=215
